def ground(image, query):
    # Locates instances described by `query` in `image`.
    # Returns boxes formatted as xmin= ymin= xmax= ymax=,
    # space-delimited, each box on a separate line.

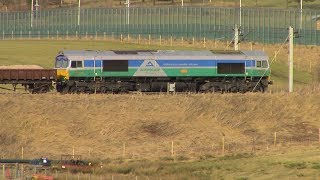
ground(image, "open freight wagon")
xmin=0 ymin=69 xmax=57 ymax=93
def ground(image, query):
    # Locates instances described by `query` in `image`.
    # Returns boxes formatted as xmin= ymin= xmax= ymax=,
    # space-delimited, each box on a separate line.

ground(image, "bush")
xmin=159 ymin=156 xmax=174 ymax=161
xmin=284 ymin=162 xmax=307 ymax=169
xmin=219 ymin=153 xmax=254 ymax=161
xmin=236 ymin=177 xmax=248 ymax=180
xmin=176 ymin=155 xmax=189 ymax=161
xmin=115 ymin=166 xmax=132 ymax=174
xmin=199 ymin=154 xmax=215 ymax=160
xmin=311 ymin=163 xmax=320 ymax=169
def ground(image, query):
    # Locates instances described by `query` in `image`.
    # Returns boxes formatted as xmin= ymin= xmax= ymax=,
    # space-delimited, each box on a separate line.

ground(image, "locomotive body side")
xmin=55 ymin=50 xmax=271 ymax=93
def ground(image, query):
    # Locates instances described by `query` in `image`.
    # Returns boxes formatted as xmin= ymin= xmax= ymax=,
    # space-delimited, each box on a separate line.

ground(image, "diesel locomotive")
xmin=54 ymin=49 xmax=272 ymax=93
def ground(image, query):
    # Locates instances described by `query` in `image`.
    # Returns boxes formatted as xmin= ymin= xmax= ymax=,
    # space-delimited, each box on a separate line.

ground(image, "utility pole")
xmin=239 ymin=0 xmax=242 ymax=26
xmin=288 ymin=26 xmax=294 ymax=93
xmin=300 ymin=0 xmax=303 ymax=29
xmin=31 ymin=0 xmax=34 ymax=28
xmin=234 ymin=24 xmax=240 ymax=51
xmin=35 ymin=0 xmax=39 ymax=11
xmin=124 ymin=0 xmax=130 ymax=24
xmin=77 ymin=0 xmax=81 ymax=26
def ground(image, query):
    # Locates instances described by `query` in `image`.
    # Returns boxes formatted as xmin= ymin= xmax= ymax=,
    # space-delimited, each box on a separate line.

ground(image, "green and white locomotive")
xmin=55 ymin=50 xmax=272 ymax=93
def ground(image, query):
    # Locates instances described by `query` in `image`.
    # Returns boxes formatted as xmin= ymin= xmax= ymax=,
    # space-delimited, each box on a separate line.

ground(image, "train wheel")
xmin=119 ymin=87 xmax=129 ymax=94
xmin=260 ymin=86 xmax=266 ymax=93
xmin=100 ymin=87 xmax=107 ymax=93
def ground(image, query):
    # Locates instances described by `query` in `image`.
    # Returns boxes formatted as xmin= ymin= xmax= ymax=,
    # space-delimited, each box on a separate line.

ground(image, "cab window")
xmin=262 ymin=61 xmax=268 ymax=68
xmin=256 ymin=61 xmax=262 ymax=68
xmin=256 ymin=60 xmax=268 ymax=68
xmin=55 ymin=55 xmax=69 ymax=68
xmin=71 ymin=61 xmax=83 ymax=68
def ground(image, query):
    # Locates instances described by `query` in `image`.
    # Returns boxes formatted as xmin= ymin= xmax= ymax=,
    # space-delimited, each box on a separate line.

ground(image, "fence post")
xmin=123 ymin=142 xmax=126 ymax=158
xmin=318 ymin=128 xmax=320 ymax=144
xmin=170 ymin=36 xmax=173 ymax=47
xmin=309 ymin=60 xmax=312 ymax=73
xmin=148 ymin=34 xmax=151 ymax=45
xmin=11 ymin=31 xmax=13 ymax=40
xmin=222 ymin=135 xmax=225 ymax=155
xmin=171 ymin=141 xmax=174 ymax=157
xmin=104 ymin=32 xmax=106 ymax=40
xmin=159 ymin=35 xmax=162 ymax=45
xmin=252 ymin=137 xmax=256 ymax=152
xmin=274 ymin=132 xmax=277 ymax=147
xmin=95 ymin=32 xmax=98 ymax=40
xmin=2 ymin=164 xmax=4 ymax=179
xmin=72 ymin=146 xmax=75 ymax=159
xmin=138 ymin=34 xmax=141 ymax=44
xmin=48 ymin=31 xmax=50 ymax=39
xmin=203 ymin=37 xmax=206 ymax=48
xmin=121 ymin=34 xmax=123 ymax=42
xmin=38 ymin=31 xmax=40 ymax=40
xmin=14 ymin=163 xmax=18 ymax=179
xmin=21 ymin=165 xmax=25 ymax=178
xmin=192 ymin=37 xmax=195 ymax=46
xmin=181 ymin=37 xmax=184 ymax=46
xmin=56 ymin=31 xmax=59 ymax=40
xmin=76 ymin=31 xmax=78 ymax=39
xmin=66 ymin=31 xmax=69 ymax=40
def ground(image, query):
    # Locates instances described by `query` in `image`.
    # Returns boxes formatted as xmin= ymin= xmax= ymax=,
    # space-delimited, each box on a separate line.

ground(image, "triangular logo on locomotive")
xmin=133 ymin=60 xmax=167 ymax=77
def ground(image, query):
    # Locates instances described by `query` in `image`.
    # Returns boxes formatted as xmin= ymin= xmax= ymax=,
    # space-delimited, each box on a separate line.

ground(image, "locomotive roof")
xmin=59 ymin=50 xmax=268 ymax=60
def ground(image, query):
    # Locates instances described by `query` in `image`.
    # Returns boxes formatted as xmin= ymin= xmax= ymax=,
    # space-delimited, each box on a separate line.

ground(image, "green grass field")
xmin=0 ymin=40 xmax=200 ymax=68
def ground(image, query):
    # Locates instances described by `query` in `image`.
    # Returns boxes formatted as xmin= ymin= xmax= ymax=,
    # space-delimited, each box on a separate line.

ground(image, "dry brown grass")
xmin=0 ymin=92 xmax=319 ymax=161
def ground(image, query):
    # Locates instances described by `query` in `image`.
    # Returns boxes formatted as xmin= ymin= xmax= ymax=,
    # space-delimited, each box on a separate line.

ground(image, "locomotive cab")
xmin=55 ymin=54 xmax=69 ymax=81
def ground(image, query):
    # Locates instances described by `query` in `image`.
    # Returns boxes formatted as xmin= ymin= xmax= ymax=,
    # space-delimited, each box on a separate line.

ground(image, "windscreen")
xmin=55 ymin=55 xmax=69 ymax=68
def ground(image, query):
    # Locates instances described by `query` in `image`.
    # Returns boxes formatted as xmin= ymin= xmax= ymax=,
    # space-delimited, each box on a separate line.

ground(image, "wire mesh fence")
xmin=3 ymin=0 xmax=320 ymax=10
xmin=0 ymin=6 xmax=319 ymax=45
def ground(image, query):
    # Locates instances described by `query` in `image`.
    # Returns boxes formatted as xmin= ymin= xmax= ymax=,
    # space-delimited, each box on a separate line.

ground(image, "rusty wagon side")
xmin=0 ymin=69 xmax=57 ymax=93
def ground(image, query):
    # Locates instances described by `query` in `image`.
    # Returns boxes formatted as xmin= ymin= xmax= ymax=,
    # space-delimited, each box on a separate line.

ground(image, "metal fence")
xmin=0 ymin=6 xmax=319 ymax=45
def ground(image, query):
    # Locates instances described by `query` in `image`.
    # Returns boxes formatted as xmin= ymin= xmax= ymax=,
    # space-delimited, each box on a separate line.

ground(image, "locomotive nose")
xmin=57 ymin=69 xmax=69 ymax=80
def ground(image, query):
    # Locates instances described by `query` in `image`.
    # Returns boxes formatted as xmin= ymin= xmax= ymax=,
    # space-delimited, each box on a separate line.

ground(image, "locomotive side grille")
xmin=217 ymin=63 xmax=245 ymax=74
